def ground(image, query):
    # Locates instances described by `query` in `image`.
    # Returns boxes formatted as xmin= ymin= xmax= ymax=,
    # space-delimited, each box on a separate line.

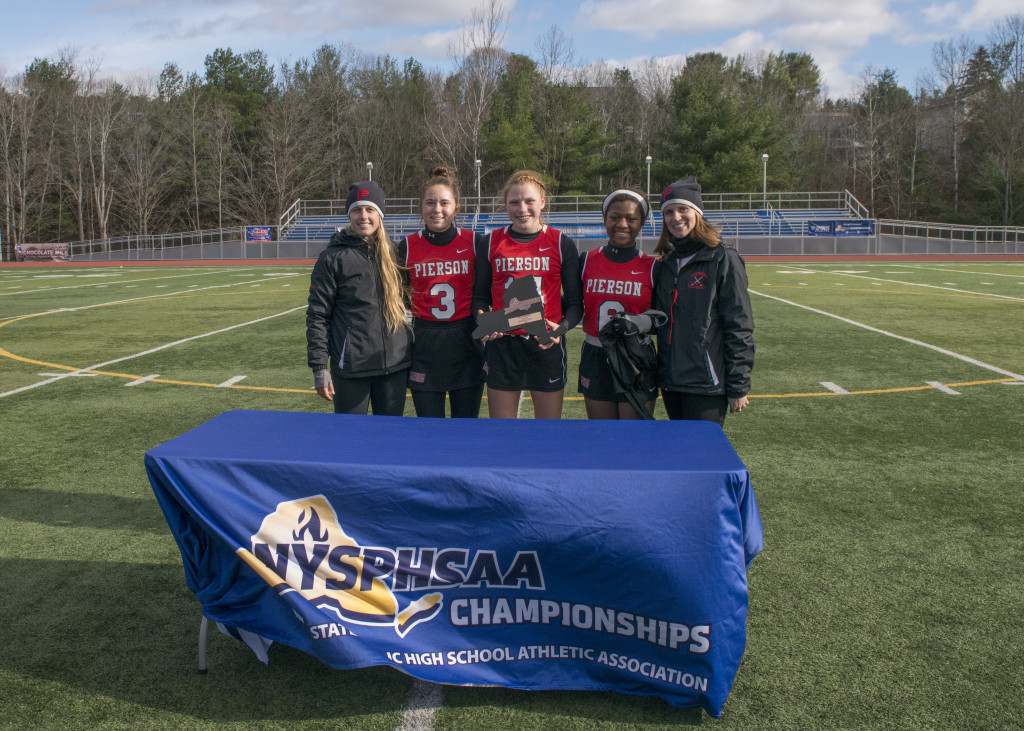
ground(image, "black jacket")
xmin=306 ymin=229 xmax=411 ymax=378
xmin=652 ymin=243 xmax=754 ymax=398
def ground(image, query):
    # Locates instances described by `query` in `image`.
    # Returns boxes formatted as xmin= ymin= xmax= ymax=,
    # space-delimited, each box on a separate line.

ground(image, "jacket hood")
xmin=328 ymin=228 xmax=368 ymax=248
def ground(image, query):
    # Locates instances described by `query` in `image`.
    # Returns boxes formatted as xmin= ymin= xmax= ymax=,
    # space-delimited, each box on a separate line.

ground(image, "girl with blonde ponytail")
xmin=306 ymin=180 xmax=412 ymax=416
xmin=471 ymin=169 xmax=584 ymax=419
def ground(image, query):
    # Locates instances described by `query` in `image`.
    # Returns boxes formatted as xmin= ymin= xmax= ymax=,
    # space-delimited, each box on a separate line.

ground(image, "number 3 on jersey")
xmin=429 ymin=282 xmax=456 ymax=320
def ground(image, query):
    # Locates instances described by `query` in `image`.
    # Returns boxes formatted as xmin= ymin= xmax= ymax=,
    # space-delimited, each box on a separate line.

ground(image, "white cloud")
xmin=99 ymin=0 xmax=490 ymax=34
xmin=578 ymin=0 xmax=897 ymax=36
xmin=382 ymin=29 xmax=464 ymax=60
xmin=716 ymin=31 xmax=772 ymax=60
xmin=922 ymin=2 xmax=960 ymax=24
xmin=960 ymin=0 xmax=1023 ymax=30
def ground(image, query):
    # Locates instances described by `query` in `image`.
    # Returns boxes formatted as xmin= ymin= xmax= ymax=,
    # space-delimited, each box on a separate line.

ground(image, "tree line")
xmin=1 ymin=5 xmax=1022 ymax=257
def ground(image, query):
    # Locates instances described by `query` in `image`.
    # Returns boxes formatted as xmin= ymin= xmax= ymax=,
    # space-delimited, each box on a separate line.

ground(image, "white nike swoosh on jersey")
xmin=456 ymin=248 xmax=469 ymax=253
xmin=539 ymin=247 xmax=553 ymax=252
xmin=632 ymin=270 xmax=644 ymax=275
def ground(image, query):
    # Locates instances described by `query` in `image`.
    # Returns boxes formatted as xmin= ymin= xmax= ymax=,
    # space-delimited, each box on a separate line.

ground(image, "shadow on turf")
xmin=0 ymin=488 xmax=167 ymax=534
xmin=0 ymin=558 xmax=706 ymax=726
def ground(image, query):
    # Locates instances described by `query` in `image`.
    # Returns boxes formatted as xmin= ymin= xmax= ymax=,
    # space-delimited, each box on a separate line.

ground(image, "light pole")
xmin=366 ymin=161 xmax=373 ymax=182
xmin=761 ymin=153 xmax=769 ymax=208
xmin=475 ymin=159 xmax=482 ymax=211
xmin=645 ymin=155 xmax=653 ymax=203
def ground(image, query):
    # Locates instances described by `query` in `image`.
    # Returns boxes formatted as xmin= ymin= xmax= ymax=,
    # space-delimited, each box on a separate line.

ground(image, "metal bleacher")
xmin=278 ymin=193 xmax=865 ymax=243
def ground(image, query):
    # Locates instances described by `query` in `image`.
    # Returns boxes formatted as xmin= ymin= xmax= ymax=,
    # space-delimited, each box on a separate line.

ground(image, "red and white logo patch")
xmin=688 ymin=272 xmax=708 ymax=290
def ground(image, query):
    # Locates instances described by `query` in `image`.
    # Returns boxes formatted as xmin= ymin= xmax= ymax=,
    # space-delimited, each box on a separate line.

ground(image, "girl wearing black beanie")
xmin=651 ymin=177 xmax=755 ymax=425
xmin=306 ymin=180 xmax=412 ymax=415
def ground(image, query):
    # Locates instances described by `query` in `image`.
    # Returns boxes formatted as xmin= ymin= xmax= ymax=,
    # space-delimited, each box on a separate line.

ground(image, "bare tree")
xmin=929 ymin=35 xmax=974 ymax=211
xmin=85 ymin=78 xmax=129 ymax=241
xmin=535 ymin=25 xmax=575 ymax=85
xmin=0 ymin=74 xmax=39 ymax=246
xmin=206 ymin=101 xmax=235 ymax=229
xmin=989 ymin=14 xmax=1024 ymax=88
xmin=113 ymin=78 xmax=177 ymax=236
xmin=430 ymin=0 xmax=509 ymax=186
xmin=249 ymin=64 xmax=328 ymax=222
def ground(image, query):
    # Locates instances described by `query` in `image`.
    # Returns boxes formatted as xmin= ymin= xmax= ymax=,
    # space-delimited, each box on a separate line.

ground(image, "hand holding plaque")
xmin=473 ymin=276 xmax=552 ymax=345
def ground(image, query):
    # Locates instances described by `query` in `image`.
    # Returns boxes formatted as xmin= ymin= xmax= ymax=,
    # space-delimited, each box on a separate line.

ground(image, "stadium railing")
xmin=55 ymin=191 xmax=1024 ymax=261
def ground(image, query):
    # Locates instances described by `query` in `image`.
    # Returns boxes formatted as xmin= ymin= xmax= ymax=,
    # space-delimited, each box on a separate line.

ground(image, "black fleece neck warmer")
xmin=423 ymin=225 xmax=458 ymax=246
xmin=670 ymin=235 xmax=703 ymax=258
xmin=603 ymin=244 xmax=639 ymax=263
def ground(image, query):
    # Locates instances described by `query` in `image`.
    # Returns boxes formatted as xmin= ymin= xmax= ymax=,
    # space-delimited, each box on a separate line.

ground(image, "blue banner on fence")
xmin=246 ymin=226 xmax=272 ymax=241
xmin=807 ymin=220 xmax=875 ymax=236
xmin=145 ymin=411 xmax=762 ymax=717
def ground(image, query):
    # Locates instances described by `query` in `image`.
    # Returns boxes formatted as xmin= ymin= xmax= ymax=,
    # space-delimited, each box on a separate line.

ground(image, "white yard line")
xmin=395 ymin=680 xmax=442 ymax=731
xmin=820 ymin=382 xmax=850 ymax=395
xmin=217 ymin=375 xmax=247 ymax=388
xmin=125 ymin=374 xmax=161 ymax=387
xmin=1 ymin=273 xmax=302 ymax=321
xmin=784 ymin=267 xmax=1024 ymax=301
xmin=748 ymin=289 xmax=1024 ymax=381
xmin=0 ymin=268 xmax=254 ymax=297
xmin=927 ymin=381 xmax=961 ymax=395
xmin=0 ymin=306 xmax=305 ymax=400
xmin=891 ymin=264 xmax=1024 ymax=278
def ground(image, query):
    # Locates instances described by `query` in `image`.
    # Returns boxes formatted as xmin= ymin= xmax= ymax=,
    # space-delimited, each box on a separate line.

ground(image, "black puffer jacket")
xmin=652 ymin=242 xmax=754 ymax=398
xmin=306 ymin=229 xmax=411 ymax=378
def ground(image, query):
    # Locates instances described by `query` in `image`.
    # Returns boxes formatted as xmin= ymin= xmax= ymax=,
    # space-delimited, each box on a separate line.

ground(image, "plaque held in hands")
xmin=473 ymin=276 xmax=551 ymax=344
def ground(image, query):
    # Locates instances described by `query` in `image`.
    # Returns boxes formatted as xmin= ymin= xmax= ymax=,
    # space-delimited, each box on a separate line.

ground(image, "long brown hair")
xmin=654 ymin=210 xmax=722 ymax=256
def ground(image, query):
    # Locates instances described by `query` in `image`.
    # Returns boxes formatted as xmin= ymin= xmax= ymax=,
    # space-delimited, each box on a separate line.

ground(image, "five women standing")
xmin=307 ymin=171 xmax=754 ymax=422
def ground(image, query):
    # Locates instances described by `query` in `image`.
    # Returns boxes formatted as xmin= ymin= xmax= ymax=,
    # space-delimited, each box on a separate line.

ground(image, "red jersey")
xmin=405 ymin=228 xmax=476 ymax=321
xmin=580 ymin=247 xmax=655 ymax=337
xmin=487 ymin=226 xmax=564 ymax=334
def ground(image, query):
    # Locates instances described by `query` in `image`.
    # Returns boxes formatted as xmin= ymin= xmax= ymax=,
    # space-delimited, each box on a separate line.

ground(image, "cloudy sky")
xmin=2 ymin=0 xmax=1020 ymax=98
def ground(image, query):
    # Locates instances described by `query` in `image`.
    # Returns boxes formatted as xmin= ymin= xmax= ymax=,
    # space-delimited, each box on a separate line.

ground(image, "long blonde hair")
xmin=359 ymin=224 xmax=409 ymax=333
xmin=654 ymin=211 xmax=722 ymax=256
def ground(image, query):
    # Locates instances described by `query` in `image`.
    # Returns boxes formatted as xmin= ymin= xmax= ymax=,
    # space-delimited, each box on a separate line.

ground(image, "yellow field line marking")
xmin=750 ymin=378 xmax=1017 ymax=398
xmin=2 ymin=287 xmax=1021 ymax=401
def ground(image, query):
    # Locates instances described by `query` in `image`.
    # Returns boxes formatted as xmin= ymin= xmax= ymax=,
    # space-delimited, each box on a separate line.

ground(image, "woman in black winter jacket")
xmin=306 ymin=181 xmax=411 ymax=415
xmin=651 ymin=177 xmax=754 ymax=426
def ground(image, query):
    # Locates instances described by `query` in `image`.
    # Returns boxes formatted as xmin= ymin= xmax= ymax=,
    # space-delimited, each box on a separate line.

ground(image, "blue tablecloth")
xmin=145 ymin=410 xmax=762 ymax=717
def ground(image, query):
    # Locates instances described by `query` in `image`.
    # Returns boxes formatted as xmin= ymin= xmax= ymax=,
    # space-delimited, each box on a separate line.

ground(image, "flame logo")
xmin=292 ymin=508 xmax=329 ymax=542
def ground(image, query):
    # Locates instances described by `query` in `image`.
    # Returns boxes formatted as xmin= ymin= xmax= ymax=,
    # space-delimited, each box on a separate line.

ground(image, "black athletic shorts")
xmin=577 ymin=340 xmax=657 ymax=403
xmin=408 ymin=318 xmax=483 ymax=392
xmin=483 ymin=335 xmax=567 ymax=392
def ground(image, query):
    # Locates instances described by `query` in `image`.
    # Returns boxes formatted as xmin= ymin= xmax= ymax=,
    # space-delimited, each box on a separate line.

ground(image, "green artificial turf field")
xmin=1 ymin=261 xmax=1022 ymax=730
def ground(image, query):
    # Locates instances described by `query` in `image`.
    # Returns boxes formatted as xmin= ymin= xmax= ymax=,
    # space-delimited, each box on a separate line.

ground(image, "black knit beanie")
xmin=345 ymin=181 xmax=386 ymax=218
xmin=660 ymin=177 xmax=703 ymax=215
